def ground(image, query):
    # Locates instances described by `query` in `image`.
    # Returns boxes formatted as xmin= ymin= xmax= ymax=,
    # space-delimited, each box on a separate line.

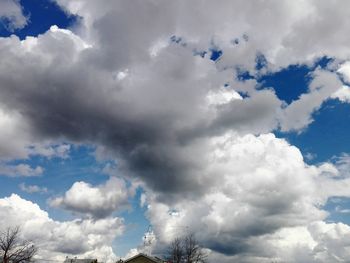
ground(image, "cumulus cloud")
xmin=50 ymin=177 xmax=131 ymax=219
xmin=0 ymin=0 xmax=346 ymax=198
xmin=54 ymin=0 xmax=350 ymax=70
xmin=141 ymin=133 xmax=350 ymax=262
xmin=1 ymin=1 xmax=350 ymax=262
xmin=0 ymin=194 xmax=124 ymax=263
xmin=204 ymin=222 xmax=350 ymax=263
xmin=0 ymin=0 xmax=349 ymax=199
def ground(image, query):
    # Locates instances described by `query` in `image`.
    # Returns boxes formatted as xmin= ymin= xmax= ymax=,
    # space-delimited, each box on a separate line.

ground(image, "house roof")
xmin=124 ymin=253 xmax=164 ymax=263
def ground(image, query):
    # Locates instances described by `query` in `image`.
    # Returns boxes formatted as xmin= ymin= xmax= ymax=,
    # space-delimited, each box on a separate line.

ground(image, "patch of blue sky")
xmin=258 ymin=63 xmax=312 ymax=104
xmin=275 ymin=98 xmax=350 ymax=226
xmin=113 ymin=188 xmax=150 ymax=257
xmin=39 ymin=145 xmax=108 ymax=185
xmin=209 ymin=48 xmax=222 ymax=61
xmin=236 ymin=68 xmax=254 ymax=82
xmin=0 ymin=176 xmax=21 ymax=198
xmin=251 ymin=55 xmax=350 ymax=164
xmin=0 ymin=0 xmax=79 ymax=40
xmin=323 ymin=197 xmax=350 ymax=225
xmin=255 ymin=56 xmax=350 ymax=226
xmin=190 ymin=48 xmax=348 ymax=167
xmin=169 ymin=34 xmax=223 ymax=61
xmin=258 ymin=57 xmax=333 ymax=104
xmin=255 ymin=53 xmax=268 ymax=71
xmin=279 ymin=99 xmax=350 ymax=165
xmin=0 ymin=145 xmax=110 ymax=218
xmin=233 ymin=56 xmax=334 ymax=102
xmin=0 ymin=143 xmax=151 ymax=235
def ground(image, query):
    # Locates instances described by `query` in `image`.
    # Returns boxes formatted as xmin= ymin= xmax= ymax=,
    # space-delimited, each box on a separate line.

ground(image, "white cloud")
xmin=141 ymin=132 xmax=350 ymax=262
xmin=331 ymin=85 xmax=350 ymax=103
xmin=337 ymin=61 xmax=350 ymax=83
xmin=50 ymin=177 xmax=131 ymax=219
xmin=0 ymin=0 xmax=27 ymax=31
xmin=206 ymin=86 xmax=242 ymax=106
xmin=28 ymin=143 xmax=71 ymax=159
xmin=335 ymin=206 xmax=350 ymax=214
xmin=279 ymin=69 xmax=342 ymax=132
xmin=332 ymin=154 xmax=350 ymax=178
xmin=19 ymin=183 xmax=48 ymax=194
xmin=205 ymin=222 xmax=350 ymax=263
xmin=0 ymin=108 xmax=33 ymax=160
xmin=308 ymin=221 xmax=350 ymax=262
xmin=0 ymin=194 xmax=124 ymax=263
xmin=53 ymin=0 xmax=350 ymax=70
xmin=0 ymin=163 xmax=43 ymax=177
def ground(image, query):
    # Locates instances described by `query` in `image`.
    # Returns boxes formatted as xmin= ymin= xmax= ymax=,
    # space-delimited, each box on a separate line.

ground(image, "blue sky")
xmin=1 ymin=1 xmax=350 ymax=262
xmin=0 ymin=0 xmax=78 ymax=39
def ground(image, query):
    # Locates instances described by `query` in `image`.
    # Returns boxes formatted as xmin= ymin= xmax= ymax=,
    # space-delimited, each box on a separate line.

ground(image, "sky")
xmin=1 ymin=0 xmax=350 ymax=262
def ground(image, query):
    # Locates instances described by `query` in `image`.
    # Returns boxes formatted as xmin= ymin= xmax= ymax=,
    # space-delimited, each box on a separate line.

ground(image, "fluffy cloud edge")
xmin=0 ymin=193 xmax=125 ymax=263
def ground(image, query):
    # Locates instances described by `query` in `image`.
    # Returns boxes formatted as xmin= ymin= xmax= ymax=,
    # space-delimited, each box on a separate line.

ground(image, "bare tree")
xmin=168 ymin=237 xmax=183 ymax=263
xmin=0 ymin=226 xmax=37 ymax=263
xmin=167 ymin=234 xmax=207 ymax=263
xmin=183 ymin=234 xmax=206 ymax=263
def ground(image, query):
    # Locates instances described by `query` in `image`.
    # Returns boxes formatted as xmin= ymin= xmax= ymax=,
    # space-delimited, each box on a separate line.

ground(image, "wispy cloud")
xmin=0 ymin=163 xmax=43 ymax=177
xmin=19 ymin=183 xmax=48 ymax=194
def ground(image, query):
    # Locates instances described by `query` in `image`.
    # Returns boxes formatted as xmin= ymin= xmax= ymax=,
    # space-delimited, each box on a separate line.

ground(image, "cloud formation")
xmin=19 ymin=183 xmax=48 ymax=194
xmin=143 ymin=133 xmax=350 ymax=262
xmin=0 ymin=194 xmax=124 ymax=262
xmin=0 ymin=0 xmax=27 ymax=31
xmin=1 ymin=0 xmax=350 ymax=262
xmin=51 ymin=177 xmax=131 ymax=219
xmin=0 ymin=163 xmax=43 ymax=177
xmin=0 ymin=0 xmax=348 ymax=198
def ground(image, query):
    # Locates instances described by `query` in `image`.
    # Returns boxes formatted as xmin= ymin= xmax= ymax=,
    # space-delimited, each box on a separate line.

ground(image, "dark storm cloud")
xmin=0 ymin=32 xmax=218 ymax=198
